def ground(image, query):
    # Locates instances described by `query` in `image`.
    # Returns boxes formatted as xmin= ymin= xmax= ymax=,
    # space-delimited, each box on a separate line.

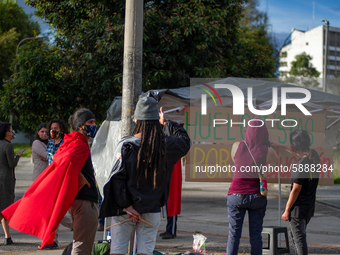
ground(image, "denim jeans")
xmin=289 ymin=217 xmax=310 ymax=255
xmin=226 ymin=193 xmax=267 ymax=255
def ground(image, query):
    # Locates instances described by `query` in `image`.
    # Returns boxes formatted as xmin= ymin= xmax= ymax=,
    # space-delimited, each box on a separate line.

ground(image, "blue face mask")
xmin=84 ymin=125 xmax=97 ymax=138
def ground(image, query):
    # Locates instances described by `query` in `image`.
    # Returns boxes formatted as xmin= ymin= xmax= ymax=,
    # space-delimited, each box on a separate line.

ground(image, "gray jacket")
xmin=0 ymin=139 xmax=20 ymax=211
xmin=0 ymin=139 xmax=19 ymax=181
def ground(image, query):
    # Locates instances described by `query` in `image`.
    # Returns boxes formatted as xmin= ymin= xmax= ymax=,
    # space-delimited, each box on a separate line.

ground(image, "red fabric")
xmin=166 ymin=159 xmax=182 ymax=217
xmin=1 ymin=132 xmax=89 ymax=249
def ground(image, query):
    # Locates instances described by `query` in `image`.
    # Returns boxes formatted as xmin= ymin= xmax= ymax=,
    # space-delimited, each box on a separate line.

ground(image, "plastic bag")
xmin=193 ymin=234 xmax=207 ymax=254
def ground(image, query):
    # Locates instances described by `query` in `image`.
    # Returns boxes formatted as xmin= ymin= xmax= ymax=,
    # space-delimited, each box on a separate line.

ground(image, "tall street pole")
xmin=121 ymin=0 xmax=143 ymax=137
xmin=121 ymin=2 xmax=143 ymax=252
xmin=322 ymin=19 xmax=329 ymax=93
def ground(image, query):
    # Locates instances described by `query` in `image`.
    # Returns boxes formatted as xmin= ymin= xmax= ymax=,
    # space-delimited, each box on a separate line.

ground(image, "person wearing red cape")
xmin=0 ymin=108 xmax=99 ymax=255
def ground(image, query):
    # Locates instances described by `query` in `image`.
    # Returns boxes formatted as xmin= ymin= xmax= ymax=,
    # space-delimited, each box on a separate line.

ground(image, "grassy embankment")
xmin=13 ymin=143 xmax=32 ymax=158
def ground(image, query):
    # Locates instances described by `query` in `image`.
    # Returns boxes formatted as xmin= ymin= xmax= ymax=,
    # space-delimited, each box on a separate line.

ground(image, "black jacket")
xmin=99 ymin=120 xmax=191 ymax=218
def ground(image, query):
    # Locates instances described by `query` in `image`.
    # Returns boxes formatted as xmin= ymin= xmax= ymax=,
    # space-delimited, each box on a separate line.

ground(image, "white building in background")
xmin=279 ymin=25 xmax=340 ymax=78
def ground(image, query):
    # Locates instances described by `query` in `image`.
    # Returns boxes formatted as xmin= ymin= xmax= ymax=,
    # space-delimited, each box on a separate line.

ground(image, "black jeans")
xmin=289 ymin=217 xmax=311 ymax=255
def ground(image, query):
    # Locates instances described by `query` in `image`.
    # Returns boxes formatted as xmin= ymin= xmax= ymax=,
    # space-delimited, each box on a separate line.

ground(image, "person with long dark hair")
xmin=100 ymin=95 xmax=191 ymax=255
xmin=271 ymin=129 xmax=320 ymax=255
xmin=227 ymin=119 xmax=278 ymax=255
xmin=46 ymin=119 xmax=69 ymax=165
xmin=0 ymin=123 xmax=22 ymax=245
xmin=32 ymin=123 xmax=49 ymax=181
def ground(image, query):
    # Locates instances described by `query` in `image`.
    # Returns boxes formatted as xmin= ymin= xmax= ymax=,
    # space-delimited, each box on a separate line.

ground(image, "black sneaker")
xmin=159 ymin=232 xmax=167 ymax=237
xmin=39 ymin=242 xmax=59 ymax=250
xmin=161 ymin=233 xmax=176 ymax=239
xmin=4 ymin=237 xmax=13 ymax=245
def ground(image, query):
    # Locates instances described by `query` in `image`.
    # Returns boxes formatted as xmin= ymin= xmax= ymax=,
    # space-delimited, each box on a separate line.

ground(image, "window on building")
xmin=280 ymin=71 xmax=288 ymax=77
xmin=280 ymin=51 xmax=287 ymax=58
xmin=280 ymin=62 xmax=287 ymax=67
xmin=306 ymin=42 xmax=308 ymax=46
xmin=330 ymin=60 xmax=336 ymax=65
xmin=329 ymin=50 xmax=336 ymax=56
xmin=330 ymin=32 xmax=336 ymax=47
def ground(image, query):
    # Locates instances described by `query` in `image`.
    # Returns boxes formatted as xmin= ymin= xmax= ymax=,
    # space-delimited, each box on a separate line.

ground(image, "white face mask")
xmin=9 ymin=130 xmax=16 ymax=139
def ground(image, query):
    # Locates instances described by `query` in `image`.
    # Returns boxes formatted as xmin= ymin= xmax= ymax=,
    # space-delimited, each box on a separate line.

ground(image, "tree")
xmin=239 ymin=0 xmax=271 ymax=45
xmin=26 ymin=0 xmax=247 ymax=88
xmin=286 ymin=52 xmax=320 ymax=88
xmin=237 ymin=0 xmax=277 ymax=77
xmin=289 ymin=52 xmax=320 ymax=77
xmin=0 ymin=28 xmax=19 ymax=85
xmin=0 ymin=39 xmax=75 ymax=129
xmin=231 ymin=42 xmax=276 ymax=78
xmin=0 ymin=1 xmax=40 ymax=86
xmin=1 ymin=0 xmax=277 ymax=128
xmin=0 ymin=28 xmax=18 ymax=47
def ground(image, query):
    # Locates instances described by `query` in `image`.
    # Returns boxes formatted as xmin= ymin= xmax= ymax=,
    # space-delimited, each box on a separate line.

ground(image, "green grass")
xmin=13 ymin=143 xmax=32 ymax=157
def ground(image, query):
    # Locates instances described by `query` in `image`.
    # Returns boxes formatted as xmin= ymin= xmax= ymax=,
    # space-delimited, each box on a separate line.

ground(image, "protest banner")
xmin=185 ymin=107 xmax=334 ymax=185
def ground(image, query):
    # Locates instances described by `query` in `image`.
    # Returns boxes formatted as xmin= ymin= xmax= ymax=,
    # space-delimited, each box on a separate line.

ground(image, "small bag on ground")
xmin=91 ymin=240 xmax=110 ymax=255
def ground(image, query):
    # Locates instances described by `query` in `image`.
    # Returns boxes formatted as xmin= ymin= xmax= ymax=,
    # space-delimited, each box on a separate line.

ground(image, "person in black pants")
xmin=160 ymin=159 xmax=182 ymax=239
xmin=271 ymin=129 xmax=320 ymax=255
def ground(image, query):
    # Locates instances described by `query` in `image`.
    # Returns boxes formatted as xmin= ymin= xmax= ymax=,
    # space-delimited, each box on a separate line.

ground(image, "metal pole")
xmin=121 ymin=1 xmax=143 ymax=253
xmin=322 ymin=19 xmax=329 ymax=93
xmin=121 ymin=0 xmax=143 ymax=137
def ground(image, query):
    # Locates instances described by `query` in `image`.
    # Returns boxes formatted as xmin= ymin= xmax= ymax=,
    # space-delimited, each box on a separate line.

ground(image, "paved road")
xmin=0 ymin=158 xmax=340 ymax=254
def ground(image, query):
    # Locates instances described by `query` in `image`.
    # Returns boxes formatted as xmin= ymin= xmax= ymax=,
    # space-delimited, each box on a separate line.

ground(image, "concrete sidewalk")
xmin=1 ymin=158 xmax=340 ymax=254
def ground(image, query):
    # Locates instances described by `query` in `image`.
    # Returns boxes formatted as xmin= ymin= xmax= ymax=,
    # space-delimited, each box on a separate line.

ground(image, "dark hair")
xmin=47 ymin=119 xmax=69 ymax=139
xmin=290 ymin=129 xmax=320 ymax=164
xmin=0 ymin=123 xmax=11 ymax=140
xmin=132 ymin=120 xmax=167 ymax=189
xmin=68 ymin=108 xmax=95 ymax=131
xmin=34 ymin=123 xmax=48 ymax=142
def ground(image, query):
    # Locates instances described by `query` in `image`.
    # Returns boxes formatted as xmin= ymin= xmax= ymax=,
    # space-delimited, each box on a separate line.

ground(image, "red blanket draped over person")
xmin=1 ymin=132 xmax=89 ymax=249
xmin=166 ymin=159 xmax=182 ymax=217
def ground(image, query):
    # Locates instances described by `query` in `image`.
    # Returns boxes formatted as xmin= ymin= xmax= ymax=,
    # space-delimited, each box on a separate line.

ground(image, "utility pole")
xmin=322 ymin=19 xmax=329 ymax=93
xmin=120 ymin=1 xmax=143 ymax=254
xmin=121 ymin=0 xmax=143 ymax=137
